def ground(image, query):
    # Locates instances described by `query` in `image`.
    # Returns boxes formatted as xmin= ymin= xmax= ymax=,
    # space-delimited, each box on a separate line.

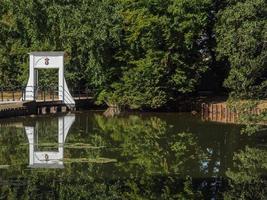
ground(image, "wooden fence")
xmin=201 ymin=103 xmax=264 ymax=124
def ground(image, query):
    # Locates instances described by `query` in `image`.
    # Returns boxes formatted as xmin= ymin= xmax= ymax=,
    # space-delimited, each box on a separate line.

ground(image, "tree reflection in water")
xmin=224 ymin=147 xmax=267 ymax=199
xmin=0 ymin=112 xmax=266 ymax=199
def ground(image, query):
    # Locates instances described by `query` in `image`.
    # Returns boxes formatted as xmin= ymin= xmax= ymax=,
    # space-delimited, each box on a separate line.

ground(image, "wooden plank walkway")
xmin=0 ymin=102 xmax=27 ymax=111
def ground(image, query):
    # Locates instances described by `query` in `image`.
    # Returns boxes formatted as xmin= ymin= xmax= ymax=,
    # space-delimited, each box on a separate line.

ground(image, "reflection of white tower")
xmin=25 ymin=114 xmax=75 ymax=168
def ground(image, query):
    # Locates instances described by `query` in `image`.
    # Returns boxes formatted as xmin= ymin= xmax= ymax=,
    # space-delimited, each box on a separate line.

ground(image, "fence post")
xmin=1 ymin=88 xmax=3 ymax=101
xmin=21 ymin=87 xmax=24 ymax=101
xmin=86 ymin=88 xmax=89 ymax=99
xmin=33 ymin=86 xmax=36 ymax=100
xmin=52 ymin=87 xmax=55 ymax=101
xmin=12 ymin=90 xmax=15 ymax=101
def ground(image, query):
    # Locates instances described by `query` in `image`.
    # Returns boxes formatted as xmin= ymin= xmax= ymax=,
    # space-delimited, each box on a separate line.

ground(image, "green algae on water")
xmin=64 ymin=157 xmax=117 ymax=164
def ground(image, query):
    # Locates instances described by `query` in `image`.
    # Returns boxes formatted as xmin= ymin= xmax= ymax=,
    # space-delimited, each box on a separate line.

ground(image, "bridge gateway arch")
xmin=24 ymin=52 xmax=75 ymax=106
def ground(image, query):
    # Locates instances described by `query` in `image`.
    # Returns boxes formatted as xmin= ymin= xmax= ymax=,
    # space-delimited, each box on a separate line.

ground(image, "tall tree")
xmin=99 ymin=0 xmax=213 ymax=109
xmin=0 ymin=0 xmax=121 ymax=90
xmin=216 ymin=0 xmax=267 ymax=98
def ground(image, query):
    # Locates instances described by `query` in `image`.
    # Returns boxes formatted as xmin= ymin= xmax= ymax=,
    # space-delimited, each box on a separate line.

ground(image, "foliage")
xmin=0 ymin=0 xmax=232 ymax=109
xmin=224 ymin=146 xmax=267 ymax=200
xmin=227 ymin=98 xmax=267 ymax=135
xmin=1 ymin=0 xmax=266 ymax=108
xmin=216 ymin=0 xmax=267 ymax=98
xmin=0 ymin=0 xmax=121 ymax=90
xmin=100 ymin=0 xmax=212 ymax=109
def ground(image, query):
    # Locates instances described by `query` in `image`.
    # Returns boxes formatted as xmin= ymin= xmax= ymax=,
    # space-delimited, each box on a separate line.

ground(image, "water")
xmin=0 ymin=111 xmax=266 ymax=199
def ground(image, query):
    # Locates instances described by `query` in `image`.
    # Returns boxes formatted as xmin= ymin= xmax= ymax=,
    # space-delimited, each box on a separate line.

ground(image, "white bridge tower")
xmin=24 ymin=52 xmax=75 ymax=107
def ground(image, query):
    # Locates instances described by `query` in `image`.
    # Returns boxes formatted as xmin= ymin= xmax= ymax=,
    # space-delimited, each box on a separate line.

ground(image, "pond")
xmin=0 ymin=111 xmax=266 ymax=199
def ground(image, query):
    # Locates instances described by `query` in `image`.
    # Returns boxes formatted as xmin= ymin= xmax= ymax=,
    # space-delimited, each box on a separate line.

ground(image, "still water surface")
xmin=0 ymin=111 xmax=266 ymax=199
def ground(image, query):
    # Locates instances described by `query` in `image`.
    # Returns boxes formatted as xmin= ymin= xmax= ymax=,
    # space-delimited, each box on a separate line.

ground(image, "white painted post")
xmin=24 ymin=54 xmax=35 ymax=100
xmin=58 ymin=55 xmax=64 ymax=102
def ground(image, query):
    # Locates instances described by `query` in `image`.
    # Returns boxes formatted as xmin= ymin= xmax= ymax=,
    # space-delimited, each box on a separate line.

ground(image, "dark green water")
xmin=0 ymin=111 xmax=266 ymax=200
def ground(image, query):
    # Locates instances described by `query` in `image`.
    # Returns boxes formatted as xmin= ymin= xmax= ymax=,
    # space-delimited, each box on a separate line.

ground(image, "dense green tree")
xmin=0 ymin=0 xmax=221 ymax=109
xmin=0 ymin=0 xmax=121 ymax=90
xmin=1 ymin=0 xmax=266 ymax=108
xmin=98 ymin=0 xmax=213 ymax=109
xmin=0 ymin=1 xmax=24 ymax=88
xmin=216 ymin=0 xmax=267 ymax=98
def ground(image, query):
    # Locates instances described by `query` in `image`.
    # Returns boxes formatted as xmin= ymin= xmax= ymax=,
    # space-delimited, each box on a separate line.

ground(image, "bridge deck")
xmin=0 ymin=97 xmax=93 ymax=112
xmin=0 ymin=102 xmax=25 ymax=111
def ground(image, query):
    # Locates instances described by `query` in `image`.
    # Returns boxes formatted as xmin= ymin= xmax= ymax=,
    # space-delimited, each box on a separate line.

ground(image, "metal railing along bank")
xmin=0 ymin=86 xmax=94 ymax=102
